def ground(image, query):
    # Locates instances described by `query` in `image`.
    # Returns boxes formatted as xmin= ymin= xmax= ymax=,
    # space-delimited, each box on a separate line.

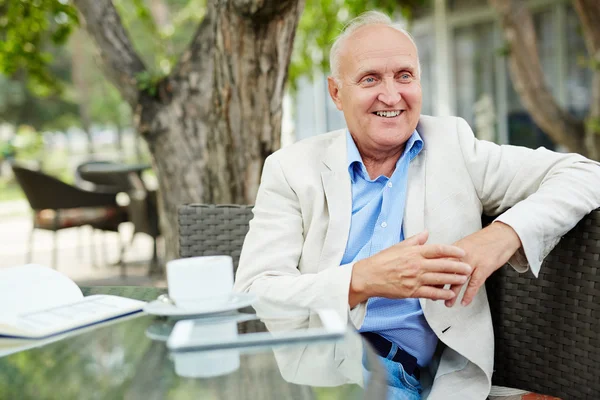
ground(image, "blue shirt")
xmin=341 ymin=130 xmax=438 ymax=367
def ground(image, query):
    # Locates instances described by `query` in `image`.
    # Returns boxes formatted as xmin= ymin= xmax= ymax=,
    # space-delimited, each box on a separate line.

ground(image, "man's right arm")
xmin=233 ymin=155 xmax=358 ymax=323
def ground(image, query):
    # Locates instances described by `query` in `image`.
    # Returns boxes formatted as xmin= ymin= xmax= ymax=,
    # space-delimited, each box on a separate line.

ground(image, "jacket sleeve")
xmin=456 ymin=117 xmax=600 ymax=275
xmin=233 ymin=155 xmax=363 ymax=325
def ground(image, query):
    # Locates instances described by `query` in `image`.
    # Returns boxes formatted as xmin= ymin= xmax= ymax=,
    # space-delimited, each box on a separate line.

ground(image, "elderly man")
xmin=234 ymin=10 xmax=600 ymax=400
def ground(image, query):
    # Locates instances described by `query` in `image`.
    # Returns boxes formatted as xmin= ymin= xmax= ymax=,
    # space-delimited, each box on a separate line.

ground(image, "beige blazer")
xmin=234 ymin=115 xmax=600 ymax=399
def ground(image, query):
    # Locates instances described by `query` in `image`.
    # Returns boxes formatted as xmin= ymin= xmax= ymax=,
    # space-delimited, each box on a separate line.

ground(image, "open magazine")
xmin=0 ymin=264 xmax=145 ymax=339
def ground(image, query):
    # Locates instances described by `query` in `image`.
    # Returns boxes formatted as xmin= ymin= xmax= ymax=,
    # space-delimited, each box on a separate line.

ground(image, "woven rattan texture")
xmin=486 ymin=209 xmax=600 ymax=399
xmin=178 ymin=204 xmax=253 ymax=272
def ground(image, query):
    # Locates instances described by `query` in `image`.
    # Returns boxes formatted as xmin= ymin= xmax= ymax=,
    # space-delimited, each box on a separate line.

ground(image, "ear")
xmin=327 ymin=76 xmax=343 ymax=111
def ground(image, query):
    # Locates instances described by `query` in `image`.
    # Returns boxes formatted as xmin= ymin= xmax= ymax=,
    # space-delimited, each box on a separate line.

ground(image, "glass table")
xmin=0 ymin=286 xmax=387 ymax=400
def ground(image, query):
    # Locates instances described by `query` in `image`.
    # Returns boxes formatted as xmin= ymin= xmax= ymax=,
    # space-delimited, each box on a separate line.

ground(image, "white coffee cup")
xmin=166 ymin=255 xmax=234 ymax=308
xmin=171 ymin=319 xmax=240 ymax=378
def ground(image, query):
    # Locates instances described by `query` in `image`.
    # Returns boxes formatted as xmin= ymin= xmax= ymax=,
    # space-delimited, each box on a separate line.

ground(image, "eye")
xmin=361 ymin=76 xmax=378 ymax=86
xmin=398 ymin=72 xmax=413 ymax=82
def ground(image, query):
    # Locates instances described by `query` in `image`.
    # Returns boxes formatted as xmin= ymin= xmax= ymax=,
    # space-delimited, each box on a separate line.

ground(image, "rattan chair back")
xmin=178 ymin=204 xmax=253 ymax=272
xmin=486 ymin=209 xmax=600 ymax=399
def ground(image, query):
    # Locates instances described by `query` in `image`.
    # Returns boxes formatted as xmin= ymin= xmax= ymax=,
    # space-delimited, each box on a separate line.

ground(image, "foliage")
xmin=114 ymin=0 xmax=205 ymax=82
xmin=0 ymin=0 xmax=80 ymax=131
xmin=71 ymin=30 xmax=132 ymax=128
xmin=586 ymin=117 xmax=600 ymax=136
xmin=1 ymin=0 xmax=430 ymax=100
xmin=0 ymin=0 xmax=78 ymax=96
xmin=0 ymin=73 xmax=79 ymax=131
xmin=289 ymin=0 xmax=429 ymax=90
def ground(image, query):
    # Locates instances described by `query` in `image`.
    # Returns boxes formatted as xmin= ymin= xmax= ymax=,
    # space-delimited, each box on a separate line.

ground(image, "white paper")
xmin=0 ymin=265 xmax=145 ymax=339
xmin=0 ymin=264 xmax=83 ymax=322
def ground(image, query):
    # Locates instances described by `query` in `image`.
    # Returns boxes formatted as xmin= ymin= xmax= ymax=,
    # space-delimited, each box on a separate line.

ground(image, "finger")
xmin=421 ymin=272 xmax=468 ymax=287
xmin=414 ymin=286 xmax=456 ymax=301
xmin=397 ymin=230 xmax=429 ymax=248
xmin=421 ymin=259 xmax=472 ymax=275
xmin=462 ymin=271 xmax=485 ymax=306
xmin=421 ymin=244 xmax=466 ymax=260
xmin=444 ymin=283 xmax=464 ymax=307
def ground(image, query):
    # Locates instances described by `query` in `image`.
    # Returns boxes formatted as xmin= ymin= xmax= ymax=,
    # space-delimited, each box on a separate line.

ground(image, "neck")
xmin=361 ymin=146 xmax=404 ymax=179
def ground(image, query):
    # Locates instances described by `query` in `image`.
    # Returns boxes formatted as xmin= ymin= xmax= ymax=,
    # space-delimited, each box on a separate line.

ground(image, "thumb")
xmin=398 ymin=230 xmax=429 ymax=247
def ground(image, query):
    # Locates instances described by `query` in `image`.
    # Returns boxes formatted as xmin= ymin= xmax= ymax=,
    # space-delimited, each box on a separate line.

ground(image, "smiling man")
xmin=234 ymin=11 xmax=600 ymax=400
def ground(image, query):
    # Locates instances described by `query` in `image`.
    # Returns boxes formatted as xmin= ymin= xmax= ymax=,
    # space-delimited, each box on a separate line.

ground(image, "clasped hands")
xmin=349 ymin=222 xmax=522 ymax=308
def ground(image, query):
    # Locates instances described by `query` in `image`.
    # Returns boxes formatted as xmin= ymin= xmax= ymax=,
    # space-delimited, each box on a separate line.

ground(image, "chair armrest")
xmin=486 ymin=208 xmax=600 ymax=399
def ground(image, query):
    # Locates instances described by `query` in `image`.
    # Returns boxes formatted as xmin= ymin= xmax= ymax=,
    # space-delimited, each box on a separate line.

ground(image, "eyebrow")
xmin=354 ymin=65 xmax=417 ymax=79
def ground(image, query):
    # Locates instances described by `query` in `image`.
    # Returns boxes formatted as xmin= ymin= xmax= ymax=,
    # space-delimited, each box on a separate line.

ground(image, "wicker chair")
xmin=178 ymin=204 xmax=253 ymax=272
xmin=11 ymin=164 xmax=128 ymax=269
xmin=486 ymin=209 xmax=600 ymax=399
xmin=177 ymin=204 xmax=600 ymax=399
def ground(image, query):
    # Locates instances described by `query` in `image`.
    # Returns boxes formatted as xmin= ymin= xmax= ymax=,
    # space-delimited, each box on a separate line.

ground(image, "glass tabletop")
xmin=0 ymin=286 xmax=387 ymax=400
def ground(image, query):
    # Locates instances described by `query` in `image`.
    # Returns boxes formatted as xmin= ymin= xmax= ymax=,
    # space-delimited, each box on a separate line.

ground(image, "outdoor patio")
xmin=0 ymin=199 xmax=166 ymax=287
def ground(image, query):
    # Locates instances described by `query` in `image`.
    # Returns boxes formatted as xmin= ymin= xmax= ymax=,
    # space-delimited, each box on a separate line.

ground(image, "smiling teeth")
xmin=376 ymin=110 xmax=401 ymax=118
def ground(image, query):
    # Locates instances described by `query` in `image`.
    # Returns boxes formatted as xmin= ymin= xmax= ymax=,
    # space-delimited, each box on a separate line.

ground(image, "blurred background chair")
xmin=76 ymin=161 xmax=161 ymax=274
xmin=126 ymin=171 xmax=161 ymax=274
xmin=75 ymin=160 xmax=130 ymax=194
xmin=178 ymin=204 xmax=600 ymax=399
xmin=178 ymin=204 xmax=253 ymax=273
xmin=10 ymin=163 xmax=127 ymax=269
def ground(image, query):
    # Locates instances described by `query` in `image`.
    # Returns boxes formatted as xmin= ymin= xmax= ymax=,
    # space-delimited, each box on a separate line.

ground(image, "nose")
xmin=377 ymin=80 xmax=401 ymax=106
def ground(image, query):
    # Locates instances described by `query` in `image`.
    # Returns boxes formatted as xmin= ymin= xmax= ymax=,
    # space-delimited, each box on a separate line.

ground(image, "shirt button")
xmin=387 ymin=182 xmax=393 ymax=188
xmin=381 ymin=222 xmax=387 ymax=228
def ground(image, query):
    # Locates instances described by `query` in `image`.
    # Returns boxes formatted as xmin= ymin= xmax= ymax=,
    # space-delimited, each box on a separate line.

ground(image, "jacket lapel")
xmin=319 ymin=133 xmax=352 ymax=270
xmin=404 ymin=141 xmax=428 ymax=311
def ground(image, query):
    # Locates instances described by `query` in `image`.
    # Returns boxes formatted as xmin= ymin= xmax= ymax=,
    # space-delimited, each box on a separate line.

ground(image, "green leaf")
xmin=0 ymin=0 xmax=78 ymax=95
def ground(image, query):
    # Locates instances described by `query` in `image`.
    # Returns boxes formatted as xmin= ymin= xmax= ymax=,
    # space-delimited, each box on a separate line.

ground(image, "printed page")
xmin=0 ymin=264 xmax=83 ymax=335
xmin=10 ymin=295 xmax=145 ymax=339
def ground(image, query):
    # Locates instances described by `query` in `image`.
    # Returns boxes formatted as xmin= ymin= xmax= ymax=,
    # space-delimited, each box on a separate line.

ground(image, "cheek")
xmin=402 ymin=85 xmax=422 ymax=107
xmin=353 ymin=91 xmax=379 ymax=112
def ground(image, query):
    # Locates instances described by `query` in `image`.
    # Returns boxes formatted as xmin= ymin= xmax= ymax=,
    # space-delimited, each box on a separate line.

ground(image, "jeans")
xmin=364 ymin=342 xmax=422 ymax=400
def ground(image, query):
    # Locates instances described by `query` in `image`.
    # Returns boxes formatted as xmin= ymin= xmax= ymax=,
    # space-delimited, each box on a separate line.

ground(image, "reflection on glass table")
xmin=0 ymin=286 xmax=387 ymax=400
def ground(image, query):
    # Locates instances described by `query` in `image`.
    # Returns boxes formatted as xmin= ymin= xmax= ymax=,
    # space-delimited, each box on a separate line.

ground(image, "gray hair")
xmin=329 ymin=11 xmax=421 ymax=83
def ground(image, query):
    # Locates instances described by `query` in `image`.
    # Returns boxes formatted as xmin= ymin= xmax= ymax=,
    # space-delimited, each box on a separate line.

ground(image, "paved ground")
xmin=0 ymin=200 xmax=166 ymax=288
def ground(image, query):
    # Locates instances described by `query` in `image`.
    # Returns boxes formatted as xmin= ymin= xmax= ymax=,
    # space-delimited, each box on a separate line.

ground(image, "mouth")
xmin=372 ymin=110 xmax=404 ymax=118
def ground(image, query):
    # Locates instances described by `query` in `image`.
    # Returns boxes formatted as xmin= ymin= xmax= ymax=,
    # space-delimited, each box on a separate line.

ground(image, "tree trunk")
xmin=573 ymin=0 xmax=600 ymax=160
xmin=489 ymin=0 xmax=588 ymax=155
xmin=74 ymin=0 xmax=304 ymax=265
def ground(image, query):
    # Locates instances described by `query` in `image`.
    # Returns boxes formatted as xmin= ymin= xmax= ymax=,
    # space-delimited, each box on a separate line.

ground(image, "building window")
xmin=505 ymin=7 xmax=556 ymax=150
xmin=414 ymin=34 xmax=434 ymax=116
xmin=453 ymin=22 xmax=497 ymax=142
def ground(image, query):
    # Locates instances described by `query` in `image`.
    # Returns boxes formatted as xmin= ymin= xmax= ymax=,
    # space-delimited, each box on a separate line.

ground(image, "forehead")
xmin=339 ymin=25 xmax=418 ymax=76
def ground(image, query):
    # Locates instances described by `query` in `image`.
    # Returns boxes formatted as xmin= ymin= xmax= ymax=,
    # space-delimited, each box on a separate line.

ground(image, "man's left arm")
xmin=450 ymin=117 xmax=600 ymax=306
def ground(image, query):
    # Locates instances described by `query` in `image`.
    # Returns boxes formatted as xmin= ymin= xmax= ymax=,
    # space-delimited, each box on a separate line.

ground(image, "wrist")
xmin=349 ymin=260 xmax=370 ymax=308
xmin=492 ymin=221 xmax=522 ymax=258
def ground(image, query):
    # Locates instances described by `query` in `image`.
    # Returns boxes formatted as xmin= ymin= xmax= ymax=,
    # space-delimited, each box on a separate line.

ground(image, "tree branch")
xmin=172 ymin=5 xmax=215 ymax=80
xmin=573 ymin=0 xmax=600 ymax=56
xmin=573 ymin=0 xmax=600 ymax=159
xmin=489 ymin=0 xmax=586 ymax=154
xmin=72 ymin=0 xmax=146 ymax=107
xmin=573 ymin=0 xmax=600 ymax=120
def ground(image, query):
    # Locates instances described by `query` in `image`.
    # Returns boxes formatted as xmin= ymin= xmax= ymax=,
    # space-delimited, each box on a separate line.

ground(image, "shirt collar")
xmin=346 ymin=130 xmax=423 ymax=182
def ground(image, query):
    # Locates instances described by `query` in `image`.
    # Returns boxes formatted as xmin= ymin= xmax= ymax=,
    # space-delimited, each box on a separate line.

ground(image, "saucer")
xmin=143 ymin=293 xmax=256 ymax=318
